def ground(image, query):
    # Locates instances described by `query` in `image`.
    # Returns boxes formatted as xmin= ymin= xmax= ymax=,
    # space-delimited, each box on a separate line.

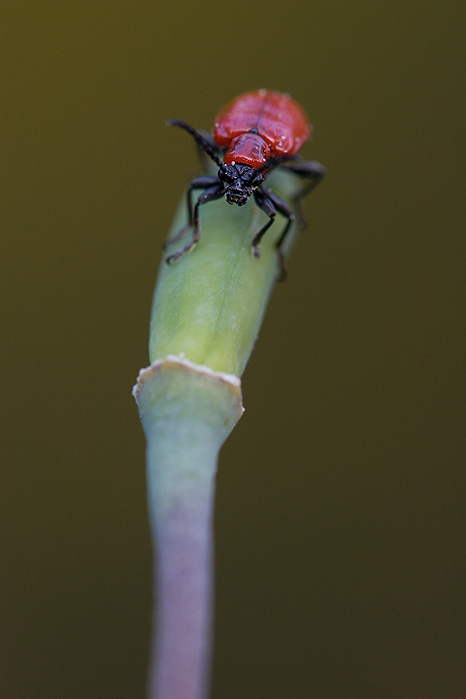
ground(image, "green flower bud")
xmin=148 ymin=168 xmax=302 ymax=377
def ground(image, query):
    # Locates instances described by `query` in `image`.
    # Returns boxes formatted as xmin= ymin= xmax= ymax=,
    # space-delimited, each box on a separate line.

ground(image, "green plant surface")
xmin=149 ymin=168 xmax=301 ymax=377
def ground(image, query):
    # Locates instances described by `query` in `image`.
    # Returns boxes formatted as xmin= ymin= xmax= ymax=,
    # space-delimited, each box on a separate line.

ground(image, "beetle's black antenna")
xmin=167 ymin=119 xmax=223 ymax=168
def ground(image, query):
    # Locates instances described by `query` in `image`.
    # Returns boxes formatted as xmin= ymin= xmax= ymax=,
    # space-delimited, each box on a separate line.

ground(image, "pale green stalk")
xmin=134 ymin=169 xmax=305 ymax=699
xmin=134 ymin=359 xmax=242 ymax=699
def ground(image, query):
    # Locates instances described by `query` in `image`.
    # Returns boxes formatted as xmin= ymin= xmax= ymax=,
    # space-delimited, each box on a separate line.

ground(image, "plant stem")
xmin=135 ymin=167 xmax=312 ymax=697
xmin=134 ymin=357 xmax=243 ymax=699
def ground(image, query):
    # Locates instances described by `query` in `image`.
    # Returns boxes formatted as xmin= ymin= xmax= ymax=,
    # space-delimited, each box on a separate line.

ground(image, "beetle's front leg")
xmin=253 ymin=187 xmax=295 ymax=281
xmin=164 ymin=176 xmax=220 ymax=250
xmin=166 ymin=183 xmax=225 ymax=264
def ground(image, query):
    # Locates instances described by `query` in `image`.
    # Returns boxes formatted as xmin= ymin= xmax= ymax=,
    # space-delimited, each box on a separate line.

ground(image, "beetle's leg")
xmin=252 ymin=162 xmax=324 ymax=279
xmin=164 ymin=176 xmax=220 ymax=250
xmin=251 ymin=189 xmax=278 ymax=258
xmin=282 ymin=159 xmax=325 ymax=197
xmin=252 ymin=187 xmax=295 ymax=282
xmin=279 ymin=160 xmax=325 ymax=238
xmin=166 ymin=183 xmax=224 ymax=264
xmin=261 ymin=187 xmax=297 ymax=281
xmin=252 ymin=188 xmax=294 ymax=281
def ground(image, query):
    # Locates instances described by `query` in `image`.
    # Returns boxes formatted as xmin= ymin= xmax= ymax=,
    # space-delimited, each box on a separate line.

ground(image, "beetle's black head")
xmin=218 ymin=163 xmax=264 ymax=206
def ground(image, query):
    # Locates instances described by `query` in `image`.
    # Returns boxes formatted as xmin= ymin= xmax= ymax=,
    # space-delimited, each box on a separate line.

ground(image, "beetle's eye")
xmin=219 ymin=167 xmax=235 ymax=182
xmin=251 ymin=171 xmax=264 ymax=187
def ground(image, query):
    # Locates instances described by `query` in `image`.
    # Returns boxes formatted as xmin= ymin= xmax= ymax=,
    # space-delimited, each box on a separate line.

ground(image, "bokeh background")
xmin=2 ymin=2 xmax=465 ymax=697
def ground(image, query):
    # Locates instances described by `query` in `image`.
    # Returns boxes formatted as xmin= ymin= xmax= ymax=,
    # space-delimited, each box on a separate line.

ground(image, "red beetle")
xmin=165 ymin=89 xmax=324 ymax=274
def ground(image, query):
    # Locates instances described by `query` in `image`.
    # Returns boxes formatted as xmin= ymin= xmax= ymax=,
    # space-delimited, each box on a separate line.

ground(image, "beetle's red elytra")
xmin=214 ymin=90 xmax=311 ymax=167
xmin=165 ymin=89 xmax=325 ymax=277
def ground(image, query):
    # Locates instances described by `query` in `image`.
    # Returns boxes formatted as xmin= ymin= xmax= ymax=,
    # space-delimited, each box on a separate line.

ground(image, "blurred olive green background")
xmin=2 ymin=2 xmax=465 ymax=698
